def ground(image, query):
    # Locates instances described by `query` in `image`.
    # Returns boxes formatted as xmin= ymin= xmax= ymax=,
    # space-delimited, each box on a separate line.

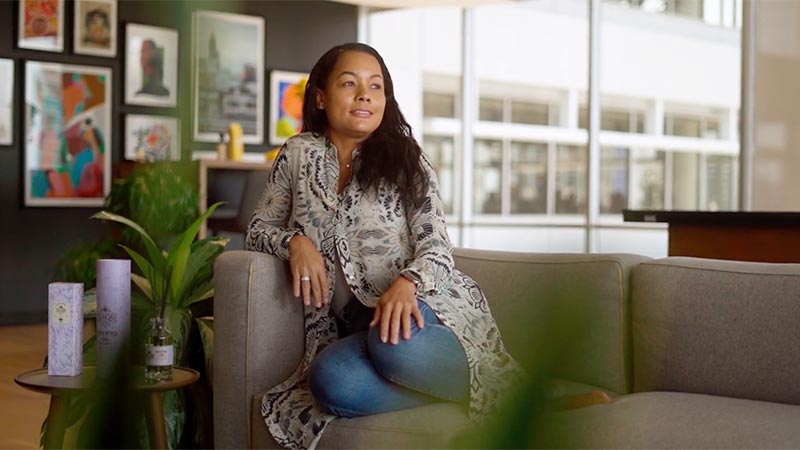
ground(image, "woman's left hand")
xmin=370 ymin=277 xmax=424 ymax=344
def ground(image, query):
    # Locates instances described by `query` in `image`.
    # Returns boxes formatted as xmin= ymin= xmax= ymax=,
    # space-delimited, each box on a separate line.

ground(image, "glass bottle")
xmin=144 ymin=316 xmax=173 ymax=382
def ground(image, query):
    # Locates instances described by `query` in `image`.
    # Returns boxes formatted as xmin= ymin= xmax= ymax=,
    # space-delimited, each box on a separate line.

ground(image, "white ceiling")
xmin=333 ymin=0 xmax=511 ymax=10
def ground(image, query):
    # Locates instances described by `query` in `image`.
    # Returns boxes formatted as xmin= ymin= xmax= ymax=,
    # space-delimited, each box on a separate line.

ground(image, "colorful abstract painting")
xmin=192 ymin=11 xmax=264 ymax=144
xmin=125 ymin=23 xmax=178 ymax=107
xmin=0 ymin=59 xmax=13 ymax=145
xmin=269 ymin=70 xmax=307 ymax=146
xmin=25 ymin=61 xmax=111 ymax=207
xmin=18 ymin=0 xmax=64 ymax=52
xmin=74 ymin=0 xmax=117 ymax=57
xmin=125 ymin=114 xmax=180 ymax=162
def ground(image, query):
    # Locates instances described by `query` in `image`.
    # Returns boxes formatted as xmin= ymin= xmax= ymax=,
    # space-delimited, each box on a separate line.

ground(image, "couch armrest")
xmin=213 ymin=250 xmax=305 ymax=449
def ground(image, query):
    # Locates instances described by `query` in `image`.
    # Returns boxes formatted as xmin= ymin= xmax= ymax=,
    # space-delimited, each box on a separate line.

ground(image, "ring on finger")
xmin=300 ymin=275 xmax=311 ymax=282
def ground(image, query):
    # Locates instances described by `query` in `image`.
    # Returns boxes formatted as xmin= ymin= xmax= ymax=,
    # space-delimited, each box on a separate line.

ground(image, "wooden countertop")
xmin=623 ymin=209 xmax=800 ymax=225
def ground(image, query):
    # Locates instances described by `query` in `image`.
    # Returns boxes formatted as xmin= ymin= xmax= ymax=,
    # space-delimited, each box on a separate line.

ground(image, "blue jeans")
xmin=307 ymin=299 xmax=469 ymax=418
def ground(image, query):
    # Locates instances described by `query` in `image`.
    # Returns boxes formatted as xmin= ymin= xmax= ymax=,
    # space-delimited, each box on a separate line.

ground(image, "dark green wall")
xmin=0 ymin=0 xmax=358 ymax=324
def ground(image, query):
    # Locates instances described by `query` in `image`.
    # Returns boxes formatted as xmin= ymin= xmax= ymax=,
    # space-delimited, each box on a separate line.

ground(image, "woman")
xmin=246 ymin=43 xmax=521 ymax=449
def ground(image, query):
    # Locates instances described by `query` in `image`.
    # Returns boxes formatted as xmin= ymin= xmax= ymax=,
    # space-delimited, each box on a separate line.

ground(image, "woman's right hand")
xmin=288 ymin=235 xmax=329 ymax=308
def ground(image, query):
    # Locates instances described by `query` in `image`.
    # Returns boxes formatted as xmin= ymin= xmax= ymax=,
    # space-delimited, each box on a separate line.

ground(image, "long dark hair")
xmin=302 ymin=43 xmax=429 ymax=209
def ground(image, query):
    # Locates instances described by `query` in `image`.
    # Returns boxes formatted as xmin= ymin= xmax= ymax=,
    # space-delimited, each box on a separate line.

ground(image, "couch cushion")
xmin=453 ymin=249 xmax=649 ymax=395
xmin=539 ymin=391 xmax=800 ymax=449
xmin=251 ymin=396 xmax=470 ymax=449
xmin=632 ymin=257 xmax=800 ymax=404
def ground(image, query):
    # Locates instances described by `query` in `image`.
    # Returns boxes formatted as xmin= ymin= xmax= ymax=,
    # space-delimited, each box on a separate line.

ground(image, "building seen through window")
xmin=423 ymin=92 xmax=456 ymax=119
xmin=510 ymin=142 xmax=547 ymax=214
xmin=422 ymin=135 xmax=456 ymax=214
xmin=473 ymin=139 xmax=503 ymax=214
xmin=370 ymin=0 xmax=740 ymax=255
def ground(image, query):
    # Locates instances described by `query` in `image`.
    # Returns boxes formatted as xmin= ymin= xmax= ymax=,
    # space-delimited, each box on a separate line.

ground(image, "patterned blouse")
xmin=246 ymin=132 xmax=521 ymax=449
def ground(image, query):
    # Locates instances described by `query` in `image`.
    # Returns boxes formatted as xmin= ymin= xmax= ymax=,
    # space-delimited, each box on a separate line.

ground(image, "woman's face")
xmin=318 ymin=51 xmax=386 ymax=143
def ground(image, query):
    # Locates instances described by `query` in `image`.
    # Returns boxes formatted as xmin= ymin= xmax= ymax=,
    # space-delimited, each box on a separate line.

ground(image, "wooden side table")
xmin=14 ymin=366 xmax=199 ymax=450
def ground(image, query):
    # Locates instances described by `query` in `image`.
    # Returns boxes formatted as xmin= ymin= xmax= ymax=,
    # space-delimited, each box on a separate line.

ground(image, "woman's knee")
xmin=366 ymin=326 xmax=415 ymax=379
xmin=308 ymin=355 xmax=360 ymax=417
xmin=367 ymin=321 xmax=470 ymax=402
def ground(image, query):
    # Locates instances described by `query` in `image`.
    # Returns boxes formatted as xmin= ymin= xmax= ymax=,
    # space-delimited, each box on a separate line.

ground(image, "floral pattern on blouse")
xmin=246 ymin=132 xmax=522 ymax=449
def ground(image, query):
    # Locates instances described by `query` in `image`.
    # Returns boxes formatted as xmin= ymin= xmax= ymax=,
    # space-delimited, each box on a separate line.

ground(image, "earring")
xmin=317 ymin=103 xmax=325 ymax=109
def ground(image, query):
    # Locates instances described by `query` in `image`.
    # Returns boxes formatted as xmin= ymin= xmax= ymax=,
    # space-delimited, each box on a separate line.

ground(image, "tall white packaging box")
xmin=96 ymin=259 xmax=131 ymax=376
xmin=48 ymin=283 xmax=84 ymax=376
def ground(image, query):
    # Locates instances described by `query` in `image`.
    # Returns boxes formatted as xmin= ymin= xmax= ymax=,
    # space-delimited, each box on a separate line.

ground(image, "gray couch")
xmin=214 ymin=248 xmax=800 ymax=449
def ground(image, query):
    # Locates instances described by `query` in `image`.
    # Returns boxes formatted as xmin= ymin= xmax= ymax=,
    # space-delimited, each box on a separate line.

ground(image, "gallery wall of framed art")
xmin=24 ymin=61 xmax=112 ymax=207
xmin=125 ymin=23 xmax=178 ymax=107
xmin=124 ymin=114 xmax=180 ymax=162
xmin=192 ymin=10 xmax=264 ymax=145
xmin=73 ymin=0 xmax=117 ymax=57
xmin=269 ymin=70 xmax=308 ymax=146
xmin=18 ymin=0 xmax=65 ymax=53
xmin=0 ymin=0 xmax=359 ymax=322
xmin=0 ymin=58 xmax=13 ymax=146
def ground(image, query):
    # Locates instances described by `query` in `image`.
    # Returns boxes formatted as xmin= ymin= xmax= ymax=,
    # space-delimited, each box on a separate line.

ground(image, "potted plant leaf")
xmin=87 ymin=202 xmax=227 ymax=448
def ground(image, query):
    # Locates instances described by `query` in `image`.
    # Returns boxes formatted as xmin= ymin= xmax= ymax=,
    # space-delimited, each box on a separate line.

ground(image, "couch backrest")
xmin=632 ymin=257 xmax=800 ymax=405
xmin=453 ymin=248 xmax=649 ymax=395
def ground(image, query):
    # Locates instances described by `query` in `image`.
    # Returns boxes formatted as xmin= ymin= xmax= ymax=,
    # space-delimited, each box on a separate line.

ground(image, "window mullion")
xmin=458 ymin=8 xmax=475 ymax=246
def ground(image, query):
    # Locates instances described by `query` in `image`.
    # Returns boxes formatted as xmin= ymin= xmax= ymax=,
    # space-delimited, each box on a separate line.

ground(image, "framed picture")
xmin=192 ymin=10 xmax=264 ymax=144
xmin=125 ymin=23 xmax=178 ymax=107
xmin=74 ymin=0 xmax=117 ymax=57
xmin=269 ymin=70 xmax=308 ymax=145
xmin=125 ymin=114 xmax=180 ymax=162
xmin=18 ymin=0 xmax=65 ymax=52
xmin=24 ymin=61 xmax=111 ymax=207
xmin=0 ymin=59 xmax=13 ymax=145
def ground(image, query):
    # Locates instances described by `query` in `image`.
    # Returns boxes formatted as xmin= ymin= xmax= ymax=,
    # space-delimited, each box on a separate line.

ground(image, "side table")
xmin=14 ymin=365 xmax=199 ymax=450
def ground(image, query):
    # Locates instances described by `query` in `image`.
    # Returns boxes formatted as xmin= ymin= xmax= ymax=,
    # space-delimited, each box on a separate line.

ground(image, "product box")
xmin=96 ymin=259 xmax=131 ymax=376
xmin=48 ymin=283 xmax=84 ymax=376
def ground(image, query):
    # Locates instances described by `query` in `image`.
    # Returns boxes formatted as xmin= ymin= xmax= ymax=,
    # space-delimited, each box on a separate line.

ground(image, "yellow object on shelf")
xmin=227 ymin=123 xmax=244 ymax=161
xmin=216 ymin=132 xmax=227 ymax=160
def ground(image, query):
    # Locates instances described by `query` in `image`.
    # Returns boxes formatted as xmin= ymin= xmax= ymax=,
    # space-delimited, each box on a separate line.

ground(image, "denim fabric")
xmin=308 ymin=299 xmax=469 ymax=418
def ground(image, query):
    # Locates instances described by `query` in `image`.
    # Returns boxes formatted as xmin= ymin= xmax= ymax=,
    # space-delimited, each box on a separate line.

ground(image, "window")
xmin=672 ymin=152 xmax=699 ymax=209
xmin=579 ymin=107 xmax=645 ymax=133
xmin=370 ymin=1 xmax=741 ymax=255
xmin=665 ymin=113 xmax=721 ymax=139
xmin=473 ymin=139 xmax=503 ymax=214
xmin=601 ymin=146 xmax=629 ymax=214
xmin=608 ymin=0 xmax=718 ymax=24
xmin=479 ymin=97 xmax=503 ymax=122
xmin=556 ymin=145 xmax=587 ymax=214
xmin=665 ymin=114 xmax=701 ymax=137
xmin=423 ymin=92 xmax=456 ymax=118
xmin=706 ymin=155 xmax=736 ymax=210
xmin=510 ymin=142 xmax=547 ymax=214
xmin=422 ymin=135 xmax=456 ymax=214
xmin=629 ymin=149 xmax=665 ymax=209
xmin=510 ymin=101 xmax=551 ymax=126
xmin=703 ymin=118 xmax=720 ymax=139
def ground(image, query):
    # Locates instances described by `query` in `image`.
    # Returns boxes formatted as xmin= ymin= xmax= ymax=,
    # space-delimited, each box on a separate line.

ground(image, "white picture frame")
xmin=269 ymin=70 xmax=308 ymax=146
xmin=192 ymin=10 xmax=264 ymax=144
xmin=73 ymin=0 xmax=117 ymax=57
xmin=124 ymin=114 xmax=181 ymax=162
xmin=18 ymin=0 xmax=65 ymax=52
xmin=125 ymin=23 xmax=179 ymax=107
xmin=24 ymin=61 xmax=112 ymax=207
xmin=0 ymin=59 xmax=14 ymax=146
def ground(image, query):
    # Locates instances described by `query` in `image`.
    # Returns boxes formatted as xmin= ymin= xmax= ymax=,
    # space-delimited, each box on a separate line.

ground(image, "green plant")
xmin=86 ymin=202 xmax=227 ymax=448
xmin=105 ymin=162 xmax=200 ymax=250
xmin=91 ymin=201 xmax=226 ymax=369
xmin=53 ymin=161 xmax=199 ymax=289
xmin=46 ymin=162 xmax=218 ymax=448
